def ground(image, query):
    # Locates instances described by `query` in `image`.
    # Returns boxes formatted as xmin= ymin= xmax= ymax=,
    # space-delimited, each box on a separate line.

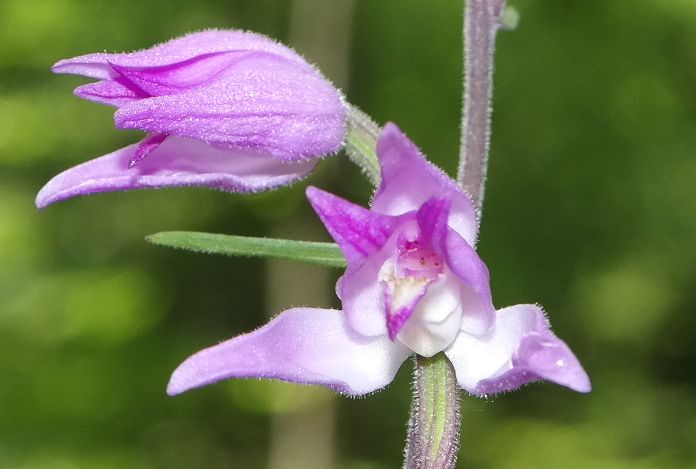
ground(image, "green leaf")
xmin=146 ymin=231 xmax=346 ymax=268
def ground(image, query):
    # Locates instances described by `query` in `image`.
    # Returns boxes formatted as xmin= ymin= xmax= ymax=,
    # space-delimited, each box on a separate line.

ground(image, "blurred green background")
xmin=2 ymin=0 xmax=696 ymax=467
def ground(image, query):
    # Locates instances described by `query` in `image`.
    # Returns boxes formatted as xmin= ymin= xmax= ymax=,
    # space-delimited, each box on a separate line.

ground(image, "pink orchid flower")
xmin=167 ymin=124 xmax=590 ymax=397
xmin=37 ymin=30 xmax=346 ymax=209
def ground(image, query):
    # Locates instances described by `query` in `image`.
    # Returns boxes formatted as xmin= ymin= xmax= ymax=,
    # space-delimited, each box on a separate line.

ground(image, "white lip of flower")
xmin=378 ymin=254 xmax=464 ymax=357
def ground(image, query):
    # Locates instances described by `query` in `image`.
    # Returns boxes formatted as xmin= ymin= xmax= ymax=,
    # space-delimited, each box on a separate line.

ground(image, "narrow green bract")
xmin=146 ymin=231 xmax=346 ymax=268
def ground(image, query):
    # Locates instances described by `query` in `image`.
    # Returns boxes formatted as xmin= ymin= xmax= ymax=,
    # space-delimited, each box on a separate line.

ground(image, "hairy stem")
xmin=403 ymin=354 xmax=461 ymax=469
xmin=457 ymin=0 xmax=506 ymax=222
xmin=344 ymin=104 xmax=382 ymax=185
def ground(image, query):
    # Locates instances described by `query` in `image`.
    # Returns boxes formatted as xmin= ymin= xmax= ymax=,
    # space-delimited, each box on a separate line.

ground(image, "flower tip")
xmin=165 ymin=379 xmax=186 ymax=397
xmin=35 ymin=181 xmax=61 ymax=210
xmin=305 ymin=185 xmax=320 ymax=199
xmin=166 ymin=363 xmax=197 ymax=396
xmin=381 ymin=121 xmax=400 ymax=135
xmin=304 ymin=185 xmax=331 ymax=211
xmin=50 ymin=60 xmax=69 ymax=74
xmin=568 ymin=372 xmax=592 ymax=394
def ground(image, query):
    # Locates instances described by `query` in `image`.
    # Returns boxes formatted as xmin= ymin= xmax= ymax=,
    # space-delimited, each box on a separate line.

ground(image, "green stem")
xmin=404 ymin=354 xmax=461 ymax=469
xmin=344 ymin=104 xmax=381 ymax=185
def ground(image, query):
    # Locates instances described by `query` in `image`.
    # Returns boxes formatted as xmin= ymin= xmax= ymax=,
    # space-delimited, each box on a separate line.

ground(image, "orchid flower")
xmin=36 ymin=30 xmax=346 ymax=209
xmin=167 ymin=124 xmax=590 ymax=397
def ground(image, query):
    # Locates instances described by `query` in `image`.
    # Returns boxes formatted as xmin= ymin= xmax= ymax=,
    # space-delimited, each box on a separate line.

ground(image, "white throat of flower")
xmin=378 ymin=234 xmax=463 ymax=357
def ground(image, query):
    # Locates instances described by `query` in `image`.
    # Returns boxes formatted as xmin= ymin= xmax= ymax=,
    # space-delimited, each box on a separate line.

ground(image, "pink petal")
xmin=445 ymin=304 xmax=591 ymax=395
xmin=306 ymin=186 xmax=395 ymax=267
xmin=442 ymin=230 xmax=495 ymax=335
xmin=36 ymin=136 xmax=317 ymax=209
xmin=75 ymin=77 xmax=147 ymax=107
xmin=108 ymin=50 xmax=293 ymax=97
xmin=372 ymin=123 xmax=479 ymax=245
xmin=129 ymin=132 xmax=167 ymax=168
xmin=167 ymin=308 xmax=411 ymax=397
xmin=415 ymin=197 xmax=450 ymax=252
xmin=339 ymin=237 xmax=397 ymax=338
xmin=414 ymin=198 xmax=494 ymax=335
xmin=114 ymin=65 xmax=346 ymax=161
xmin=52 ymin=30 xmax=311 ymax=79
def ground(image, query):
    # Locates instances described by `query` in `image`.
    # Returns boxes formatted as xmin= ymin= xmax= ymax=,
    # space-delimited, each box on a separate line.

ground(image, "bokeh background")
xmin=2 ymin=0 xmax=696 ymax=467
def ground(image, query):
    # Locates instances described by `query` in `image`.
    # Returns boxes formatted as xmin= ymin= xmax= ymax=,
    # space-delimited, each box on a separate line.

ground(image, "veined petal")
xmin=307 ymin=186 xmax=395 ymax=267
xmin=36 ymin=136 xmax=316 ymax=209
xmin=108 ymin=50 xmax=299 ymax=97
xmin=52 ymin=30 xmax=311 ymax=80
xmin=372 ymin=124 xmax=478 ymax=245
xmin=114 ymin=66 xmax=346 ymax=161
xmin=445 ymin=304 xmax=591 ymax=395
xmin=167 ymin=308 xmax=411 ymax=397
xmin=415 ymin=197 xmax=450 ymax=252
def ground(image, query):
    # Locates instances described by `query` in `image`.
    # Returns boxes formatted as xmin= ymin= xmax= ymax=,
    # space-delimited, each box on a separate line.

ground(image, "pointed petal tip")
xmin=50 ymin=59 xmax=71 ymax=74
xmin=166 ymin=363 xmax=197 ymax=396
xmin=35 ymin=178 xmax=70 ymax=210
xmin=305 ymin=185 xmax=321 ymax=200
xmin=305 ymin=185 xmax=337 ymax=216
xmin=165 ymin=381 xmax=184 ymax=397
xmin=562 ymin=366 xmax=592 ymax=393
xmin=381 ymin=121 xmax=401 ymax=136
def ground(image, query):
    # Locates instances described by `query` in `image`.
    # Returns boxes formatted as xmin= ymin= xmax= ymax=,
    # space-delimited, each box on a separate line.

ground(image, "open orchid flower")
xmin=36 ymin=30 xmax=347 ymax=209
xmin=167 ymin=123 xmax=590 ymax=397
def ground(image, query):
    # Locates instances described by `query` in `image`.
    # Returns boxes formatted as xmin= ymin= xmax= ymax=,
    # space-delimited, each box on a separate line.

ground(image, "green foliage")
xmin=147 ymin=231 xmax=346 ymax=268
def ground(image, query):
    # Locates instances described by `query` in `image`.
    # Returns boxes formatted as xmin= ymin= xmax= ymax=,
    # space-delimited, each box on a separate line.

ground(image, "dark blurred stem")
xmin=403 ymin=354 xmax=461 ymax=469
xmin=457 ymin=0 xmax=506 ymax=223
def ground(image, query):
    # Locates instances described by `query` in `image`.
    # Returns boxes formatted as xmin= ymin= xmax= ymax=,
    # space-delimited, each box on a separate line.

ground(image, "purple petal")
xmin=129 ymin=132 xmax=167 ymax=168
xmin=339 ymin=235 xmax=398 ymax=338
xmin=108 ymin=50 xmax=293 ymax=97
xmin=36 ymin=136 xmax=317 ymax=209
xmin=75 ymin=77 xmax=148 ymax=107
xmin=442 ymin=229 xmax=494 ymax=335
xmin=416 ymin=197 xmax=450 ymax=252
xmin=372 ymin=123 xmax=479 ymax=246
xmin=167 ymin=308 xmax=411 ymax=397
xmin=445 ymin=304 xmax=591 ymax=395
xmin=114 ymin=64 xmax=346 ymax=161
xmin=306 ymin=186 xmax=395 ymax=267
xmin=52 ymin=30 xmax=312 ymax=79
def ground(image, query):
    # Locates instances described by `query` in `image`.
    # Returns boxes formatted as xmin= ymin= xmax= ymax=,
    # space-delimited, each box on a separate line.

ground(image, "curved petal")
xmin=167 ymin=308 xmax=411 ymax=397
xmin=445 ymin=304 xmax=591 ymax=396
xmin=340 ymin=233 xmax=400 ymax=338
xmin=52 ymin=30 xmax=311 ymax=79
xmin=306 ymin=186 xmax=395 ymax=267
xmin=441 ymin=229 xmax=494 ymax=335
xmin=108 ymin=50 xmax=299 ymax=97
xmin=75 ymin=76 xmax=148 ymax=107
xmin=415 ymin=197 xmax=450 ymax=252
xmin=114 ymin=66 xmax=346 ymax=161
xmin=372 ymin=123 xmax=479 ymax=245
xmin=35 ymin=136 xmax=317 ymax=209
